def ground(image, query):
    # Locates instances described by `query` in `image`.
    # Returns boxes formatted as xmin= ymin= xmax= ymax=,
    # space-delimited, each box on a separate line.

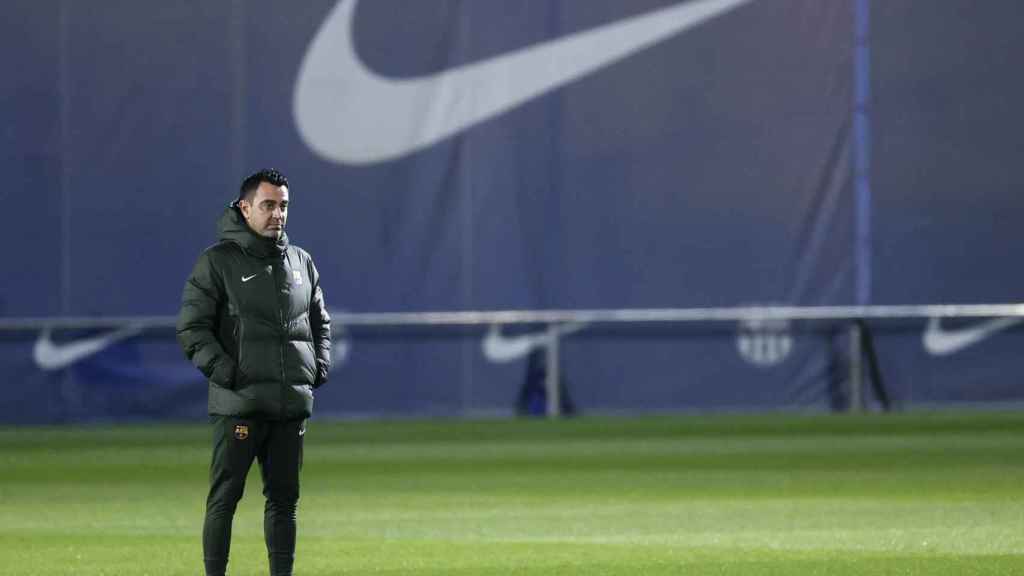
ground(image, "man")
xmin=177 ymin=168 xmax=331 ymax=576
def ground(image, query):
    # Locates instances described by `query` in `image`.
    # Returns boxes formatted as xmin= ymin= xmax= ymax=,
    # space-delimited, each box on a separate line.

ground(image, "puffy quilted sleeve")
xmin=176 ymin=251 xmax=236 ymax=388
xmin=308 ymin=257 xmax=332 ymax=387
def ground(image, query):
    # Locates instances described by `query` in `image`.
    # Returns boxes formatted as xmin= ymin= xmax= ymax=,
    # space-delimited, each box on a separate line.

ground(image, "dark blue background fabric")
xmin=2 ymin=0 xmax=1022 ymax=422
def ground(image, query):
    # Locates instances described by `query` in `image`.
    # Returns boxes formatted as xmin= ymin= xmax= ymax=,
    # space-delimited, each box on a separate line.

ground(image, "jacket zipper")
xmin=278 ymin=259 xmax=288 ymax=420
xmin=280 ymin=313 xmax=287 ymax=419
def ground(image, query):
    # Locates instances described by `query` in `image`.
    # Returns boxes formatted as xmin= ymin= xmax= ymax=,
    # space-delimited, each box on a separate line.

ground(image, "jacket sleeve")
xmin=308 ymin=258 xmax=332 ymax=388
xmin=176 ymin=251 xmax=236 ymax=389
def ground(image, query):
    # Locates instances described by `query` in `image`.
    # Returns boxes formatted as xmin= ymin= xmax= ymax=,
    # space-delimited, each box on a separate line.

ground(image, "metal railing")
xmin=3 ymin=303 xmax=1024 ymax=416
xmin=4 ymin=303 xmax=1024 ymax=331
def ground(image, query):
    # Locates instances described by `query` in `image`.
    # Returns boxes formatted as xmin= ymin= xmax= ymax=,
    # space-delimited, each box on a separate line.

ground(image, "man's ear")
xmin=238 ymin=199 xmax=251 ymax=219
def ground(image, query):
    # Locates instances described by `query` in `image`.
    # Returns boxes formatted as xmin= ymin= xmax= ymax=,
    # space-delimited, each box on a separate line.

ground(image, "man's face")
xmin=240 ymin=182 xmax=289 ymax=240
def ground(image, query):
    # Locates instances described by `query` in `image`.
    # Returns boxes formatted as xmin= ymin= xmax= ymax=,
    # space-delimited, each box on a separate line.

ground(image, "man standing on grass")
xmin=177 ymin=168 xmax=331 ymax=576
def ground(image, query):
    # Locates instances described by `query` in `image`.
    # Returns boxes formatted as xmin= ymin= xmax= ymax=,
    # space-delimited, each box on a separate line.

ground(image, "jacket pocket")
xmin=234 ymin=318 xmax=247 ymax=387
xmin=236 ymin=317 xmax=281 ymax=385
xmin=238 ymin=318 xmax=245 ymax=359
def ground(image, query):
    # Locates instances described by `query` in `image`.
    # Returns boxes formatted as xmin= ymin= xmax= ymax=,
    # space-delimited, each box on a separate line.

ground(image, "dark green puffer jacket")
xmin=177 ymin=204 xmax=331 ymax=419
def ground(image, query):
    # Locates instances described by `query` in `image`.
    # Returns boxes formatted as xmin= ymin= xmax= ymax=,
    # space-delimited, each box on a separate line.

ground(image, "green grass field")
xmin=2 ymin=411 xmax=1023 ymax=575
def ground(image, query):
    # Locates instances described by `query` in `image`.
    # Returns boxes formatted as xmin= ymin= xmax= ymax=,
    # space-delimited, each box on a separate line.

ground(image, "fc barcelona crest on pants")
xmin=234 ymin=424 xmax=249 ymax=440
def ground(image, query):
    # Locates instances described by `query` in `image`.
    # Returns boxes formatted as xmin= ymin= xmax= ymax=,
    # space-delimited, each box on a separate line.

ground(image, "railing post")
xmin=545 ymin=323 xmax=561 ymax=418
xmin=848 ymin=321 xmax=863 ymax=412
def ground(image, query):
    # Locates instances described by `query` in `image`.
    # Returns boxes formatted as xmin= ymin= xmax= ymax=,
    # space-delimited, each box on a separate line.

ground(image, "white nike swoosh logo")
xmin=922 ymin=316 xmax=1023 ymax=356
xmin=242 ymin=273 xmax=259 ymax=282
xmin=294 ymin=0 xmax=753 ymax=165
xmin=483 ymin=322 xmax=586 ymax=363
xmin=33 ymin=325 xmax=144 ymax=371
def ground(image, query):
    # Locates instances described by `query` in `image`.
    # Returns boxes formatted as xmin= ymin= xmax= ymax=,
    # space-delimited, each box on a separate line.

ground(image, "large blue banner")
xmin=1 ymin=0 xmax=1022 ymax=423
xmin=870 ymin=0 xmax=1024 ymax=406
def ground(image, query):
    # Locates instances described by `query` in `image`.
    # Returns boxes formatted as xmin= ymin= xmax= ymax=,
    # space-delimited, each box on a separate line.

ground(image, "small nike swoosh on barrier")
xmin=922 ymin=316 xmax=1023 ymax=356
xmin=294 ymin=0 xmax=754 ymax=165
xmin=483 ymin=322 xmax=586 ymax=363
xmin=33 ymin=325 xmax=144 ymax=371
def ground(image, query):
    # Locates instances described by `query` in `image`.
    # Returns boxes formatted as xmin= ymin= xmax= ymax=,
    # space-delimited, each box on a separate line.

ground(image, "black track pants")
xmin=203 ymin=416 xmax=305 ymax=576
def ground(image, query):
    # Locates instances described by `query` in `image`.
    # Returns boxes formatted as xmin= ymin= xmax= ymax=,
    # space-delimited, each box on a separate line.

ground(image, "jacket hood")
xmin=217 ymin=202 xmax=289 ymax=258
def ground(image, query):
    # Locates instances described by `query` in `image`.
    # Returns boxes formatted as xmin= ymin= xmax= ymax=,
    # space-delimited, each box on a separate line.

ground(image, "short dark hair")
xmin=239 ymin=168 xmax=289 ymax=202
